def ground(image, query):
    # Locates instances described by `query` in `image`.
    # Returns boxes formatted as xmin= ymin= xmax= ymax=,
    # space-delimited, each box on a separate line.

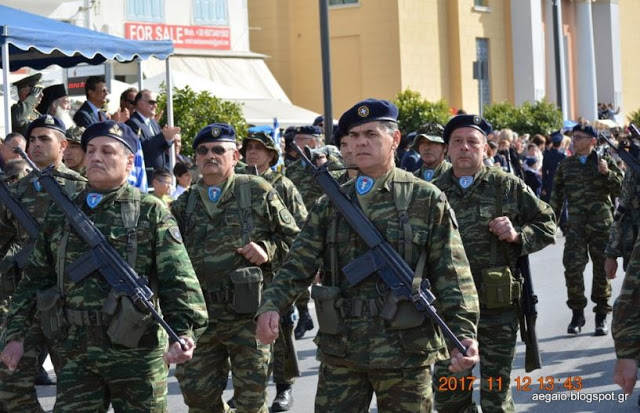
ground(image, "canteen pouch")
xmin=105 ymin=293 xmax=152 ymax=348
xmin=310 ymin=285 xmax=344 ymax=335
xmin=229 ymin=266 xmax=263 ymax=314
xmin=480 ymin=266 xmax=520 ymax=309
xmin=381 ymin=292 xmax=425 ymax=330
xmin=36 ymin=287 xmax=68 ymax=341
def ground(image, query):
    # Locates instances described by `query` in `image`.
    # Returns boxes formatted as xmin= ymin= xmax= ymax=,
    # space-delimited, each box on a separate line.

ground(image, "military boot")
xmin=271 ymin=383 xmax=293 ymax=412
xmin=567 ymin=310 xmax=585 ymax=334
xmin=294 ymin=306 xmax=314 ymax=340
xmin=595 ymin=313 xmax=608 ymax=336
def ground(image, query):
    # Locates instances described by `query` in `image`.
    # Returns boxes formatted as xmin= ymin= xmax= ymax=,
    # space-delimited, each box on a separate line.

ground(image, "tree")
xmin=483 ymin=100 xmax=562 ymax=136
xmin=627 ymin=108 xmax=640 ymax=127
xmin=392 ymin=89 xmax=451 ymax=133
xmin=156 ymin=85 xmax=248 ymax=156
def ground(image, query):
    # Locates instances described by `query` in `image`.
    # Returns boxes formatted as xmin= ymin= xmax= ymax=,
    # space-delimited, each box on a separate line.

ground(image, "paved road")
xmin=35 ymin=235 xmax=638 ymax=411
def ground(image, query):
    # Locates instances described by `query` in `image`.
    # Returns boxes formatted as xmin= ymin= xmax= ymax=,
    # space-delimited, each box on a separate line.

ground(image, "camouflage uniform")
xmin=0 ymin=164 xmax=86 ymax=413
xmin=433 ymin=166 xmax=556 ymax=413
xmin=171 ymin=174 xmax=300 ymax=413
xmin=258 ymin=167 xmax=479 ymax=413
xmin=605 ymin=166 xmax=640 ymax=270
xmin=11 ymin=99 xmax=40 ymax=137
xmin=613 ymin=233 xmax=640 ymax=359
xmin=413 ymin=161 xmax=451 ymax=183
xmin=550 ymin=151 xmax=623 ymax=315
xmin=284 ymin=156 xmax=343 ymax=211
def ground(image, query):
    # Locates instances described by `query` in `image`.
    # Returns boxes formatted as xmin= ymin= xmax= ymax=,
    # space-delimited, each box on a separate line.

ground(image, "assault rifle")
xmin=600 ymin=126 xmax=640 ymax=175
xmin=516 ymin=256 xmax=541 ymax=372
xmin=279 ymin=306 xmax=301 ymax=378
xmin=294 ymin=146 xmax=469 ymax=355
xmin=15 ymin=148 xmax=187 ymax=350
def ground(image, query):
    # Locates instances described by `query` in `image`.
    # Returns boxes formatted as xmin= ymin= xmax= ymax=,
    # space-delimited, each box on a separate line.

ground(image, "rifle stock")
xmin=516 ymin=255 xmax=542 ymax=372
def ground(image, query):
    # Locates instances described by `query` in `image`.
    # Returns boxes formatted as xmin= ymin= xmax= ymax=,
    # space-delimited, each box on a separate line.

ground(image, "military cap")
xmin=284 ymin=126 xmax=296 ymax=150
xmin=193 ymin=123 xmax=236 ymax=149
xmin=12 ymin=73 xmax=42 ymax=89
xmin=413 ymin=123 xmax=445 ymax=148
xmin=572 ymin=123 xmax=596 ymax=138
xmin=338 ymin=98 xmax=398 ymax=133
xmin=294 ymin=125 xmax=323 ymax=137
xmin=313 ymin=115 xmax=324 ymax=126
xmin=36 ymin=84 xmax=68 ymax=115
xmin=333 ymin=126 xmax=346 ymax=147
xmin=25 ymin=114 xmax=66 ymax=138
xmin=550 ymin=130 xmax=564 ymax=144
xmin=442 ymin=114 xmax=493 ymax=144
xmin=525 ymin=157 xmax=538 ymax=167
xmin=240 ymin=130 xmax=279 ymax=166
xmin=65 ymin=125 xmax=86 ymax=144
xmin=81 ymin=121 xmax=137 ymax=154
xmin=308 ymin=145 xmax=342 ymax=164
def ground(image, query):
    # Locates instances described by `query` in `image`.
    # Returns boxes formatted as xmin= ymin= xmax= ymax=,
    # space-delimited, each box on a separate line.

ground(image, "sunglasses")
xmin=196 ymin=145 xmax=233 ymax=156
xmin=143 ymin=100 xmax=158 ymax=105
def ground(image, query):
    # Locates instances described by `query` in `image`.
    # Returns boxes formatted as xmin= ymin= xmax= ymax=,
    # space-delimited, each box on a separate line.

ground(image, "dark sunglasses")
xmin=143 ymin=99 xmax=158 ymax=105
xmin=196 ymin=145 xmax=233 ymax=156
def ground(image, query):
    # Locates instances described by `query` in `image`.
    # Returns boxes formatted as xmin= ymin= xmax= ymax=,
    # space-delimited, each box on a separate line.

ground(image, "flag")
xmin=273 ymin=117 xmax=284 ymax=171
xmin=128 ymin=138 xmax=148 ymax=193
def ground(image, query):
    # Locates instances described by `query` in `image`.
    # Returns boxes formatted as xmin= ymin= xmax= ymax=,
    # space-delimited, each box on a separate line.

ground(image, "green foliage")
xmin=627 ymin=108 xmax=640 ymax=126
xmin=156 ymin=85 xmax=248 ymax=156
xmin=483 ymin=100 xmax=562 ymax=136
xmin=392 ymin=89 xmax=451 ymax=133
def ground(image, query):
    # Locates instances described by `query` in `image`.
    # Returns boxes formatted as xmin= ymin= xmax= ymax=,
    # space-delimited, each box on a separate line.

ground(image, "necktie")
xmin=98 ymin=111 xmax=105 ymax=121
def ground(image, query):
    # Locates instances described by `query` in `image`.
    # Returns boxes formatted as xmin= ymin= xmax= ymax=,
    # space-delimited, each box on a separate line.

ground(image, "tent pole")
xmin=137 ymin=59 xmax=143 ymax=90
xmin=165 ymin=57 xmax=175 ymax=187
xmin=2 ymin=41 xmax=10 ymax=137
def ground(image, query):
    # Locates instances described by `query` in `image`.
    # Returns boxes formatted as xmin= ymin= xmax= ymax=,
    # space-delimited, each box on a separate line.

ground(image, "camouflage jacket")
xmin=550 ymin=151 xmax=622 ymax=230
xmin=171 ymin=174 xmax=300 ymax=322
xmin=10 ymin=97 xmax=40 ymax=136
xmin=433 ymin=166 xmax=556 ymax=282
xmin=258 ymin=167 xmax=479 ymax=369
xmin=414 ymin=161 xmax=451 ymax=183
xmin=4 ymin=184 xmax=208 ymax=346
xmin=606 ymin=167 xmax=640 ymax=259
xmin=612 ymin=236 xmax=640 ymax=359
xmin=285 ymin=157 xmax=343 ymax=210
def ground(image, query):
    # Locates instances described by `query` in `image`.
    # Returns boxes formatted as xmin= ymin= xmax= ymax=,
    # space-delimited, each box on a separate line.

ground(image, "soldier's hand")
xmin=598 ymin=159 xmax=609 ymax=175
xmin=614 ymin=358 xmax=638 ymax=394
xmin=256 ymin=311 xmax=280 ymax=344
xmin=449 ymin=338 xmax=479 ymax=373
xmin=162 ymin=125 xmax=181 ymax=142
xmin=163 ymin=336 xmax=195 ymax=365
xmin=0 ymin=340 xmax=24 ymax=371
xmin=605 ymin=257 xmax=619 ymax=279
xmin=237 ymin=242 xmax=268 ymax=265
xmin=489 ymin=216 xmax=520 ymax=243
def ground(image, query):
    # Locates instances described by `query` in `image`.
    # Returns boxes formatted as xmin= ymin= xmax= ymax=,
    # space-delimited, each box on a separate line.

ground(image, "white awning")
xmin=229 ymin=98 xmax=319 ymax=128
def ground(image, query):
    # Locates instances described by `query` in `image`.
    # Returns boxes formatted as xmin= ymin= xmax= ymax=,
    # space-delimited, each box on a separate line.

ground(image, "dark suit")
xmin=126 ymin=111 xmax=173 ymax=181
xmin=73 ymin=101 xmax=107 ymax=127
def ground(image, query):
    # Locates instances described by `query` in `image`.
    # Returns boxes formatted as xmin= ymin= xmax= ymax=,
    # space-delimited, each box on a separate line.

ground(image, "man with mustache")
xmin=412 ymin=123 xmax=451 ymax=182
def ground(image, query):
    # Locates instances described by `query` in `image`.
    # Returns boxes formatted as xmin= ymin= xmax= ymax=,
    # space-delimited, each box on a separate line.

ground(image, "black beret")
xmin=13 ymin=73 xmax=42 ymax=89
xmin=442 ymin=114 xmax=493 ymax=144
xmin=572 ymin=124 xmax=596 ymax=138
xmin=36 ymin=84 xmax=68 ymax=115
xmin=193 ymin=123 xmax=236 ymax=149
xmin=338 ymin=98 xmax=398 ymax=133
xmin=313 ymin=115 xmax=324 ymax=126
xmin=333 ymin=126 xmax=346 ymax=146
xmin=25 ymin=114 xmax=66 ymax=138
xmin=81 ymin=121 xmax=137 ymax=154
xmin=294 ymin=125 xmax=323 ymax=136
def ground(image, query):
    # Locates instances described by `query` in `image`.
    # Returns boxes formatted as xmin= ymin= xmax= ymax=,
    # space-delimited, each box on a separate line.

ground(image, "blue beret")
xmin=338 ymin=98 xmax=398 ymax=133
xmin=313 ymin=115 xmax=324 ymax=126
xmin=442 ymin=114 xmax=493 ymax=144
xmin=295 ymin=125 xmax=323 ymax=136
xmin=81 ymin=121 xmax=137 ymax=154
xmin=193 ymin=123 xmax=236 ymax=149
xmin=572 ymin=124 xmax=596 ymax=138
xmin=525 ymin=157 xmax=537 ymax=166
xmin=550 ymin=130 xmax=564 ymax=143
xmin=25 ymin=114 xmax=66 ymax=138
xmin=333 ymin=126 xmax=346 ymax=146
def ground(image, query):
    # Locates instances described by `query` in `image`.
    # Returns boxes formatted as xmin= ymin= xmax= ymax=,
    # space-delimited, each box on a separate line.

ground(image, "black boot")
xmin=294 ymin=307 xmax=314 ymax=340
xmin=567 ymin=310 xmax=585 ymax=335
xmin=595 ymin=313 xmax=608 ymax=336
xmin=35 ymin=367 xmax=56 ymax=385
xmin=271 ymin=383 xmax=293 ymax=412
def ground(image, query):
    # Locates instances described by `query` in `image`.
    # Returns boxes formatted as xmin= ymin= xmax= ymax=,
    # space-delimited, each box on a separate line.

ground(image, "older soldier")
xmin=1 ymin=120 xmax=208 ymax=412
xmin=0 ymin=115 xmax=87 ymax=412
xmin=432 ymin=114 xmax=556 ymax=413
xmin=550 ymin=124 xmax=623 ymax=336
xmin=256 ymin=99 xmax=480 ymax=413
xmin=171 ymin=123 xmax=300 ymax=413
xmin=412 ymin=123 xmax=451 ymax=182
xmin=11 ymin=73 xmax=43 ymax=136
xmin=64 ymin=125 xmax=87 ymax=175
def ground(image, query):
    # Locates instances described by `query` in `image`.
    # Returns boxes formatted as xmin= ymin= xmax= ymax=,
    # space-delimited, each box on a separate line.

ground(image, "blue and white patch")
xmin=356 ymin=175 xmax=375 ymax=195
xmin=459 ymin=176 xmax=474 ymax=189
xmin=208 ymin=186 xmax=222 ymax=203
xmin=32 ymin=179 xmax=42 ymax=192
xmin=422 ymin=169 xmax=435 ymax=181
xmin=86 ymin=193 xmax=103 ymax=209
xmin=579 ymin=155 xmax=588 ymax=165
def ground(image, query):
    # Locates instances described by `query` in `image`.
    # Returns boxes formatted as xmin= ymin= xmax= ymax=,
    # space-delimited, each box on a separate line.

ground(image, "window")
xmin=126 ymin=0 xmax=164 ymax=22
xmin=193 ymin=0 xmax=228 ymax=25
xmin=329 ymin=0 xmax=358 ymax=5
xmin=476 ymin=38 xmax=491 ymax=115
xmin=474 ymin=0 xmax=486 ymax=6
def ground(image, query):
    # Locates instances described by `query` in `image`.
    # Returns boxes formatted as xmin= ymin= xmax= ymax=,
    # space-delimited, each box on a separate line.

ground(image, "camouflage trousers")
xmin=315 ymin=362 xmax=433 ymax=413
xmin=434 ymin=310 xmax=518 ymax=413
xmin=175 ymin=318 xmax=270 ymax=413
xmin=563 ymin=223 xmax=612 ymax=314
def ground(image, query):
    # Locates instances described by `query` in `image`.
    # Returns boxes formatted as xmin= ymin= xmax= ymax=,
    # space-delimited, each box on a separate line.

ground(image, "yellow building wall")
xmin=619 ymin=0 xmax=640 ymax=122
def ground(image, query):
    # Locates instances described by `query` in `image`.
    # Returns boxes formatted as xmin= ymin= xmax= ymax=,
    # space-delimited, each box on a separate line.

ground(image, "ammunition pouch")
xmin=229 ymin=266 xmax=263 ymax=314
xmin=310 ymin=285 xmax=344 ymax=335
xmin=103 ymin=291 xmax=152 ymax=348
xmin=380 ymin=292 xmax=425 ymax=330
xmin=36 ymin=287 xmax=68 ymax=341
xmin=480 ymin=266 xmax=521 ymax=309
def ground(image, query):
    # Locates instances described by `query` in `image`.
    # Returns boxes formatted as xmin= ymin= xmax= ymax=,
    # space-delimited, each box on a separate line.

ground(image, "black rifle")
xmin=0 ymin=169 xmax=40 ymax=269
xmin=515 ymin=256 xmax=541 ymax=372
xmin=279 ymin=306 xmax=301 ymax=378
xmin=15 ymin=148 xmax=187 ymax=350
xmin=294 ymin=146 xmax=469 ymax=355
xmin=600 ymin=126 xmax=640 ymax=175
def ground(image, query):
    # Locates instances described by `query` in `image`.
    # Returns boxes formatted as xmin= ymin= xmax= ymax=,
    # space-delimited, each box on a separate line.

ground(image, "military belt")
xmin=341 ymin=298 xmax=382 ymax=318
xmin=65 ymin=309 xmax=111 ymax=326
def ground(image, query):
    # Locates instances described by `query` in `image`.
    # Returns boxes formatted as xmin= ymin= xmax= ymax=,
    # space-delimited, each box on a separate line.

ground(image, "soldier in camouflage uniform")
xmin=550 ymin=124 xmax=623 ymax=336
xmin=412 ymin=123 xmax=451 ymax=182
xmin=432 ymin=114 xmax=556 ymax=413
xmin=63 ymin=125 xmax=87 ymax=176
xmin=0 ymin=115 xmax=87 ymax=412
xmin=11 ymin=74 xmax=43 ymax=137
xmin=1 ymin=120 xmax=208 ymax=412
xmin=334 ymin=127 xmax=358 ymax=184
xmin=257 ymin=99 xmax=480 ymax=413
xmin=171 ymin=123 xmax=300 ymax=413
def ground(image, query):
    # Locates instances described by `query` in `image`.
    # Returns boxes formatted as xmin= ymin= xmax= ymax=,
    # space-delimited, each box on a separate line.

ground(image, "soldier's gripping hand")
xmin=256 ymin=311 xmax=280 ymax=344
xmin=605 ymin=257 xmax=619 ymax=279
xmin=163 ymin=336 xmax=196 ymax=365
xmin=0 ymin=340 xmax=24 ymax=371
xmin=489 ymin=216 xmax=520 ymax=243
xmin=614 ymin=358 xmax=638 ymax=394
xmin=448 ymin=338 xmax=479 ymax=373
xmin=237 ymin=241 xmax=269 ymax=265
xmin=598 ymin=158 xmax=610 ymax=175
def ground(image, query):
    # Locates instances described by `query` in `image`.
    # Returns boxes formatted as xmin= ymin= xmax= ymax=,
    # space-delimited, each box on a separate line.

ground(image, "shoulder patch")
xmin=279 ymin=208 xmax=294 ymax=225
xmin=167 ymin=226 xmax=183 ymax=244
